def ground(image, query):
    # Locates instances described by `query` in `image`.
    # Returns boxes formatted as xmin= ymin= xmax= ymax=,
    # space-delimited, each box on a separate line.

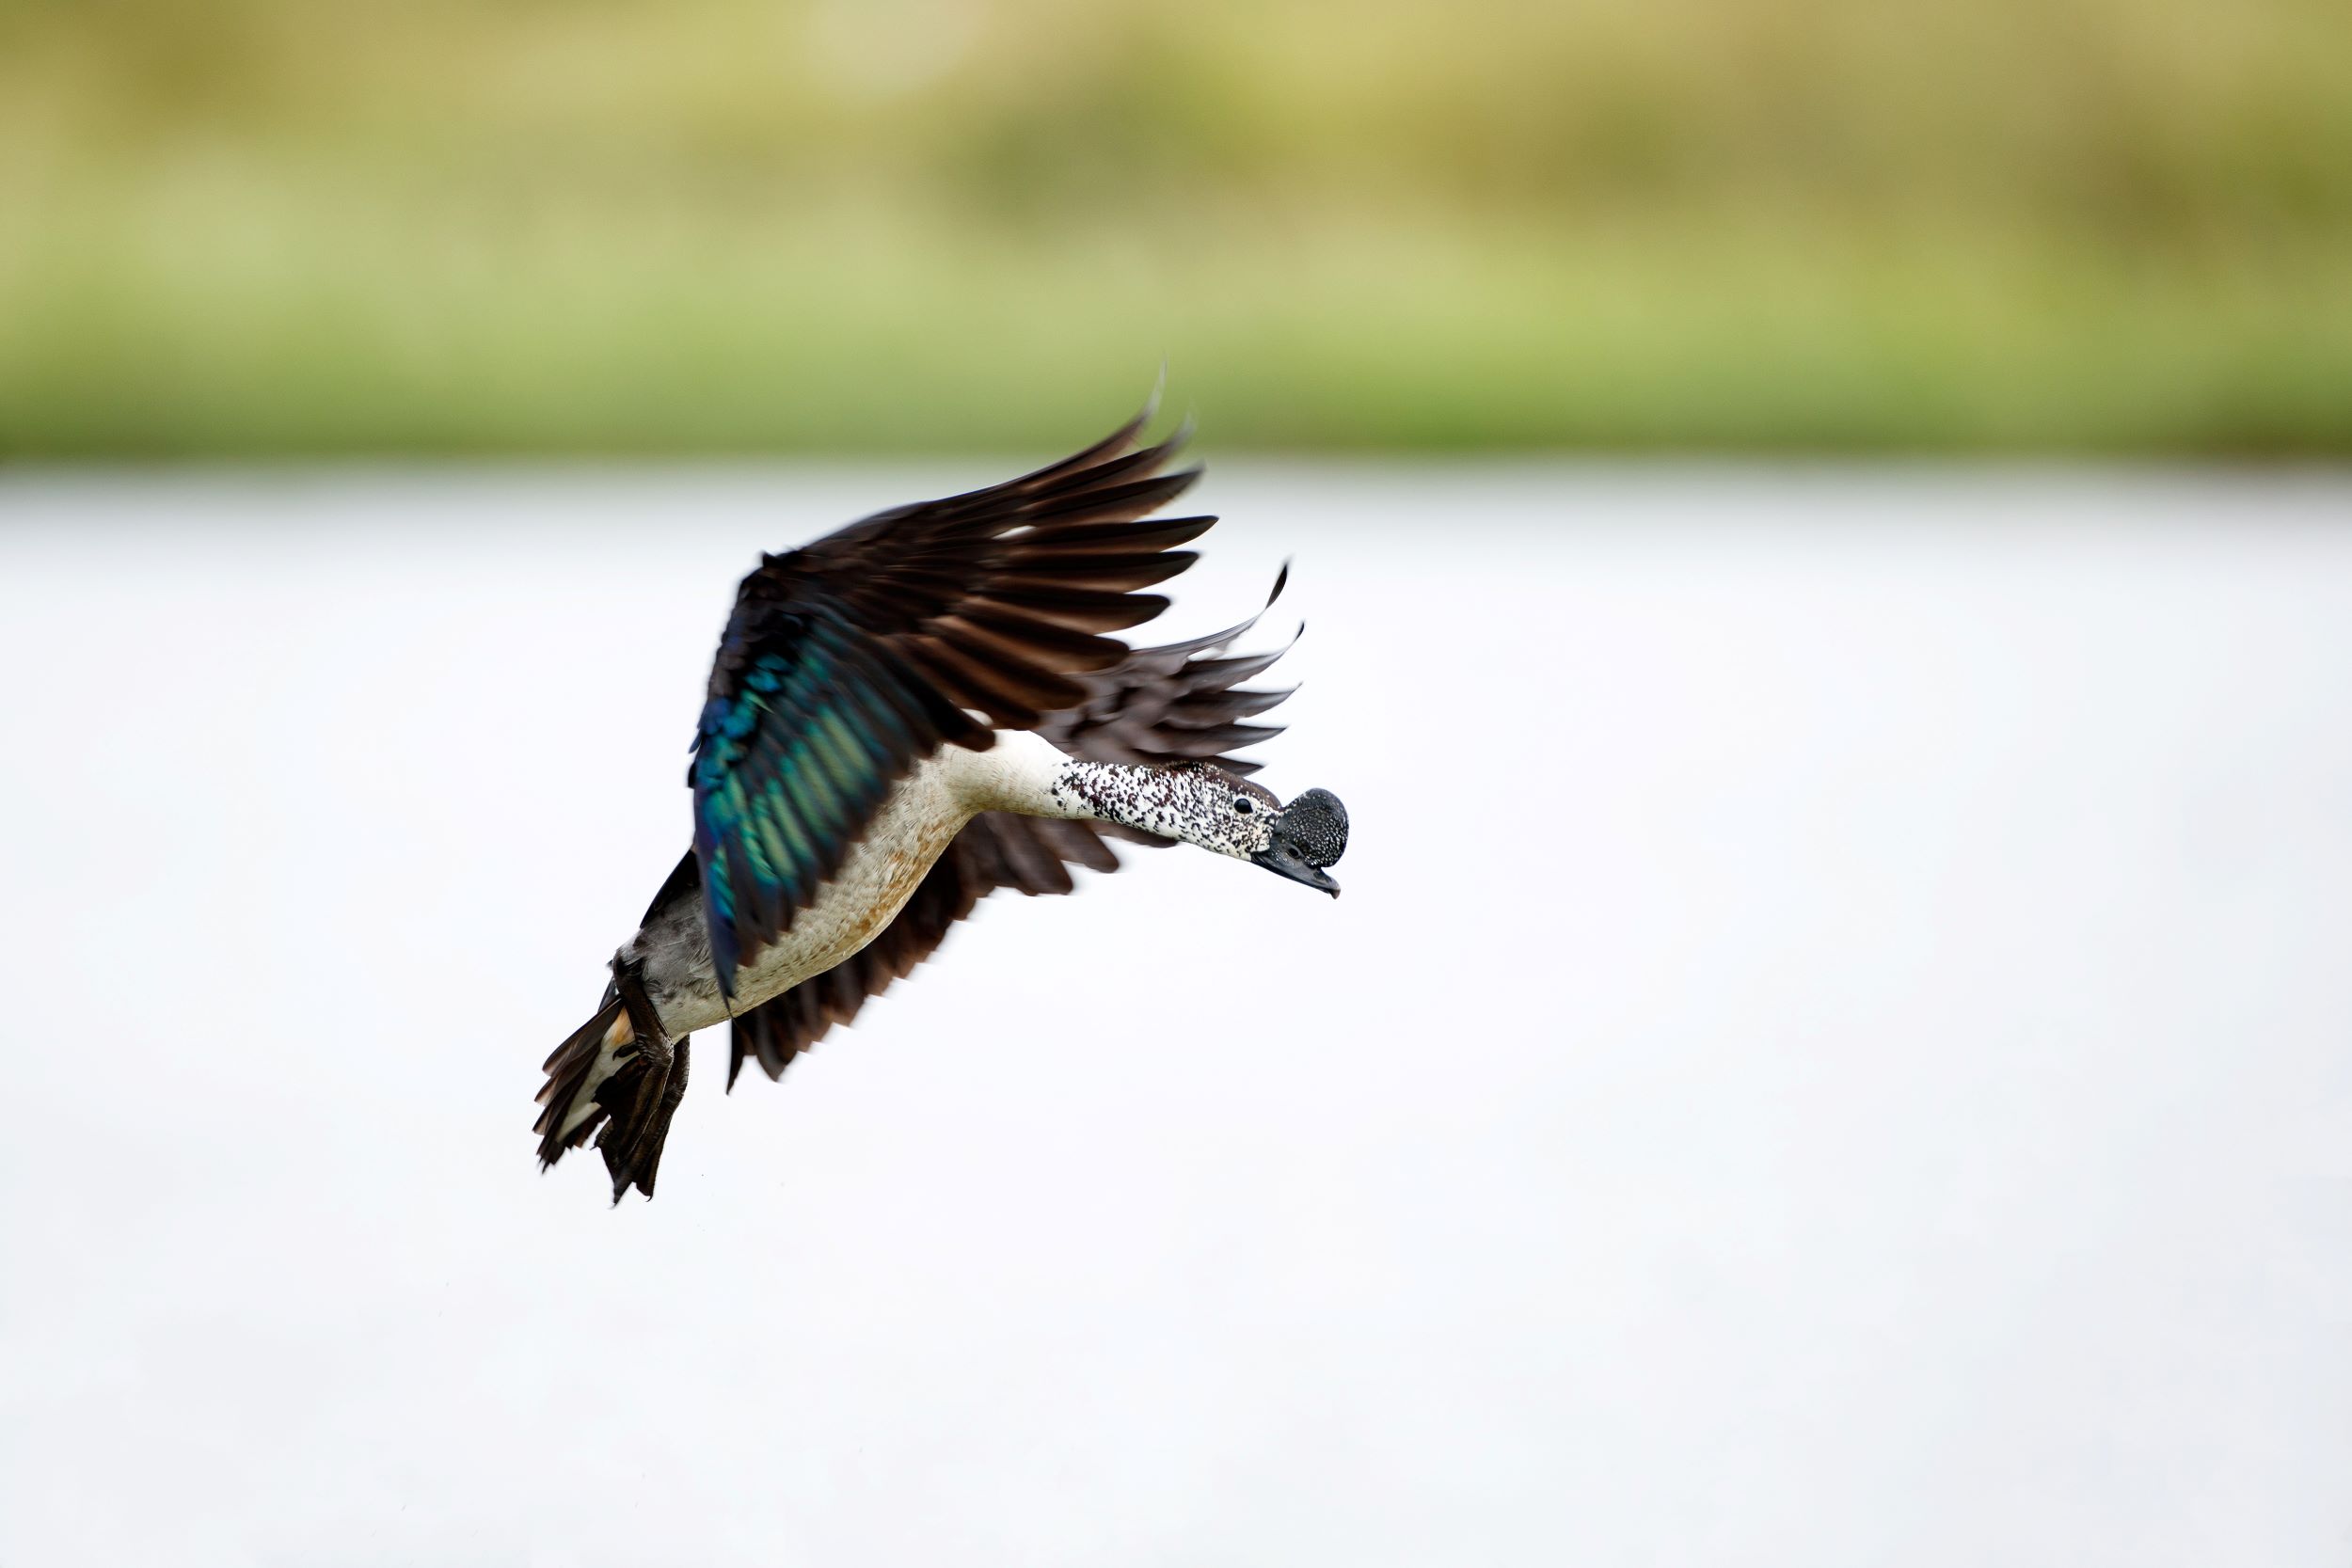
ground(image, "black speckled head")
xmin=1250 ymin=785 xmax=1350 ymax=896
xmin=1278 ymin=788 xmax=1349 ymax=869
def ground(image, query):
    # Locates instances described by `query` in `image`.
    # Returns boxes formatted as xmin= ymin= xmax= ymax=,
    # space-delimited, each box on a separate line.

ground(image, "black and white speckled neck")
xmin=1048 ymin=757 xmax=1283 ymax=862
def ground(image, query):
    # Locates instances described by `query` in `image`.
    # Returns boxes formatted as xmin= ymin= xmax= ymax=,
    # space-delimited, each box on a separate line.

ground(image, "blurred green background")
xmin=3 ymin=0 xmax=2348 ymax=457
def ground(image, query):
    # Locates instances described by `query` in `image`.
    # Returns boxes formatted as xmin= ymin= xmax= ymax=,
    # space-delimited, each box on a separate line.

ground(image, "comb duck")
xmin=534 ymin=404 xmax=1350 ymax=1201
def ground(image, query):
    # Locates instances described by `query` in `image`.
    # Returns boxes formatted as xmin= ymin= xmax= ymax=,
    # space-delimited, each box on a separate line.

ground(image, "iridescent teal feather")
xmin=691 ymin=604 xmax=924 ymax=996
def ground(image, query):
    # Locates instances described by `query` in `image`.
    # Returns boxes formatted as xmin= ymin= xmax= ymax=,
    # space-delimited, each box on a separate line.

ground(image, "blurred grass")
xmin=2 ymin=0 xmax=2349 ymax=456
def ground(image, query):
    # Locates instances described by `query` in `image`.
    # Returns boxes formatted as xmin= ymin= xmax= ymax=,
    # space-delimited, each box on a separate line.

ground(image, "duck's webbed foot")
xmin=594 ymin=960 xmax=691 ymax=1203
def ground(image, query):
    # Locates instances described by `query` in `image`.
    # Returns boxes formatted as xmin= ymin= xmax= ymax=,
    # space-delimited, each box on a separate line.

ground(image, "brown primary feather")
xmin=964 ymin=589 xmax=1167 ymax=634
xmin=1022 ymin=515 xmax=1219 ymax=553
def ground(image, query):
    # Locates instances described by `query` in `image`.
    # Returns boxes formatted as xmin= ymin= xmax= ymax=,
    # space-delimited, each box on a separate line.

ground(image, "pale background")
xmin=5 ymin=466 xmax=2351 ymax=1564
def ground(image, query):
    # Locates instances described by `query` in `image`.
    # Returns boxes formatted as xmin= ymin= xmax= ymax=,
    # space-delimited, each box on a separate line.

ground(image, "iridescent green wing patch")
xmin=691 ymin=600 xmax=975 ymax=996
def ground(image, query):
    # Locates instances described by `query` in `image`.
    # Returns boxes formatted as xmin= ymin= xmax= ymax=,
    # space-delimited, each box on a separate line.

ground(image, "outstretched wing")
xmin=691 ymin=404 xmax=1210 ymax=994
xmin=725 ymin=578 xmax=1298 ymax=1085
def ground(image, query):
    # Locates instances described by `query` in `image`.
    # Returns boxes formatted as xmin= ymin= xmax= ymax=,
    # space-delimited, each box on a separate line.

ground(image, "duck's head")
xmin=1164 ymin=767 xmax=1348 ymax=896
xmin=1057 ymin=759 xmax=1350 ymax=895
xmin=1251 ymin=785 xmax=1349 ymax=896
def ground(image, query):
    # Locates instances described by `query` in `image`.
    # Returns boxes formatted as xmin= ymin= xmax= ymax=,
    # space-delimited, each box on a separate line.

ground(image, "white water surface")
xmin=3 ymin=465 xmax=2350 ymax=1566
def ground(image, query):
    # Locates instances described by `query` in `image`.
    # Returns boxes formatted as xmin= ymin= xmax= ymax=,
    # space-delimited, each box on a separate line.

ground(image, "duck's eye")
xmin=1232 ymin=798 xmax=1253 ymax=815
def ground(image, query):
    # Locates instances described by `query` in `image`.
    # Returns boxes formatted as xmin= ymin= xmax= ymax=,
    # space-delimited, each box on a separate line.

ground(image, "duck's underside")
xmin=639 ymin=751 xmax=983 ymax=1039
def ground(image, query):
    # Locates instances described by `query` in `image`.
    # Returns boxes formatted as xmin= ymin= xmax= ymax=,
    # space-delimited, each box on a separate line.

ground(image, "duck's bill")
xmin=1252 ymin=840 xmax=1341 ymax=896
xmin=1251 ymin=786 xmax=1349 ymax=897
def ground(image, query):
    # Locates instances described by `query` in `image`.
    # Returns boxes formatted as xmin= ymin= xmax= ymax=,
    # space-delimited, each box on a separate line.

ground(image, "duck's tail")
xmin=533 ymin=958 xmax=691 ymax=1203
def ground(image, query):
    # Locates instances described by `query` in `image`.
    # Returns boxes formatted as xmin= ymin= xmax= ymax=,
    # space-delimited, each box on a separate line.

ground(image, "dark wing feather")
xmin=1033 ymin=562 xmax=1296 ymax=778
xmin=691 ymin=404 xmax=1208 ymax=993
xmin=724 ymin=574 xmax=1298 ymax=1085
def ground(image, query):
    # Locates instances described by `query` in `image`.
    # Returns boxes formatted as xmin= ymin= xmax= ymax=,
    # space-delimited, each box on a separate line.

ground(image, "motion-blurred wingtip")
xmin=1137 ymin=362 xmax=1168 ymax=432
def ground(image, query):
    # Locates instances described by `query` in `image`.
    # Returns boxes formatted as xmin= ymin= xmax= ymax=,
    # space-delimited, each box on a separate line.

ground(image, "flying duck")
xmin=534 ymin=403 xmax=1350 ymax=1201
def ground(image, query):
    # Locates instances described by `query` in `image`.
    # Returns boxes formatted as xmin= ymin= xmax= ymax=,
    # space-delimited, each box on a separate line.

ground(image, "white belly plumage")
xmin=628 ymin=756 xmax=978 ymax=1037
